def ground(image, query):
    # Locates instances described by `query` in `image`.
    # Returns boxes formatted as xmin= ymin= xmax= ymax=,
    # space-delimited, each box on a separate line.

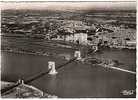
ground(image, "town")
xmin=1 ymin=10 xmax=136 ymax=55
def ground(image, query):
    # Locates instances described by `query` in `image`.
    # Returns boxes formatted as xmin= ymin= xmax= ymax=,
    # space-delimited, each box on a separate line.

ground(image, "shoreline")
xmin=1 ymin=44 xmax=136 ymax=56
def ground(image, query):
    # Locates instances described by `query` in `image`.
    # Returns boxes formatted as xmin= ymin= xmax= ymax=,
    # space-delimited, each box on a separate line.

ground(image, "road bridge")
xmin=1 ymin=50 xmax=136 ymax=96
xmin=1 ymin=57 xmax=77 ymax=95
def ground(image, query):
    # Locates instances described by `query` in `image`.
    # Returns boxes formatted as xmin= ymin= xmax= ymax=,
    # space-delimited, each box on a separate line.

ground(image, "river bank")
xmin=108 ymin=45 xmax=136 ymax=50
xmin=1 ymin=44 xmax=136 ymax=61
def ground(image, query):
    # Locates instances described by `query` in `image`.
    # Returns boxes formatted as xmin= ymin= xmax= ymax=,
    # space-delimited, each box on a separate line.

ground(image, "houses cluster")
xmin=50 ymin=21 xmax=136 ymax=49
xmin=2 ymin=14 xmax=136 ymax=49
xmin=50 ymin=20 xmax=95 ymax=45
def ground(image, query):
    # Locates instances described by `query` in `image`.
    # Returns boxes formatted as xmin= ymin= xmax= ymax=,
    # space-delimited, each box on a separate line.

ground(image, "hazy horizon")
xmin=1 ymin=2 xmax=136 ymax=11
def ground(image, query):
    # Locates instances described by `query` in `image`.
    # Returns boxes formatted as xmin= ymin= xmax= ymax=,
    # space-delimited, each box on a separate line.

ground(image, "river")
xmin=1 ymin=48 xmax=136 ymax=98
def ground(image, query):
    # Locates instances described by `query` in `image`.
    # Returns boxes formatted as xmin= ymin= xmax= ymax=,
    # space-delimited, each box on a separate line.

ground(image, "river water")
xmin=1 ymin=48 xmax=136 ymax=98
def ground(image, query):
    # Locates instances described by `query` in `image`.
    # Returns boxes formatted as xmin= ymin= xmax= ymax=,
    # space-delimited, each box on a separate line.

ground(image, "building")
xmin=126 ymin=40 xmax=136 ymax=47
xmin=74 ymin=33 xmax=88 ymax=45
xmin=65 ymin=33 xmax=88 ymax=45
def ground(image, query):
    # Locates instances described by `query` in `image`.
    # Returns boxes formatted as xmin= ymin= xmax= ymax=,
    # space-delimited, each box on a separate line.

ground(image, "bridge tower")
xmin=92 ymin=45 xmax=98 ymax=52
xmin=48 ymin=61 xmax=58 ymax=75
xmin=74 ymin=51 xmax=82 ymax=60
xmin=17 ymin=79 xmax=24 ymax=85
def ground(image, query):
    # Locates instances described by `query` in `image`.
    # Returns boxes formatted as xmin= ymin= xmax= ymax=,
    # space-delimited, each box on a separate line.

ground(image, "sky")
xmin=1 ymin=1 xmax=136 ymax=11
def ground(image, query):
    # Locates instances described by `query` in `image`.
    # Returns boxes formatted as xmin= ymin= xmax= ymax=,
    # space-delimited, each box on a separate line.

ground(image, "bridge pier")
xmin=17 ymin=79 xmax=24 ymax=85
xmin=92 ymin=45 xmax=98 ymax=52
xmin=48 ymin=61 xmax=58 ymax=75
xmin=74 ymin=51 xmax=82 ymax=60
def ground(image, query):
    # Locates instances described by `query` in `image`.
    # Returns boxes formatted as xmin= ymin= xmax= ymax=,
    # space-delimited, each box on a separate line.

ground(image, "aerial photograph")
xmin=1 ymin=1 xmax=136 ymax=98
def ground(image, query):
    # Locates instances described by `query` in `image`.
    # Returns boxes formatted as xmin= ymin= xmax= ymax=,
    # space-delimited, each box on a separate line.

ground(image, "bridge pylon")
xmin=74 ymin=51 xmax=82 ymax=60
xmin=48 ymin=61 xmax=58 ymax=75
xmin=17 ymin=79 xmax=24 ymax=85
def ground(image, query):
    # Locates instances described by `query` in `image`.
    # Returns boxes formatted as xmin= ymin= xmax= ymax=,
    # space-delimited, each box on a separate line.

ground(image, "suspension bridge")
xmin=1 ymin=50 xmax=136 ymax=96
xmin=1 ymin=57 xmax=77 ymax=95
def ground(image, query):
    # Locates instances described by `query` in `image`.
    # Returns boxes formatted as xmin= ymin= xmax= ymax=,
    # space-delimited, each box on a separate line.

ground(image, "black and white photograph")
xmin=0 ymin=0 xmax=136 ymax=98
